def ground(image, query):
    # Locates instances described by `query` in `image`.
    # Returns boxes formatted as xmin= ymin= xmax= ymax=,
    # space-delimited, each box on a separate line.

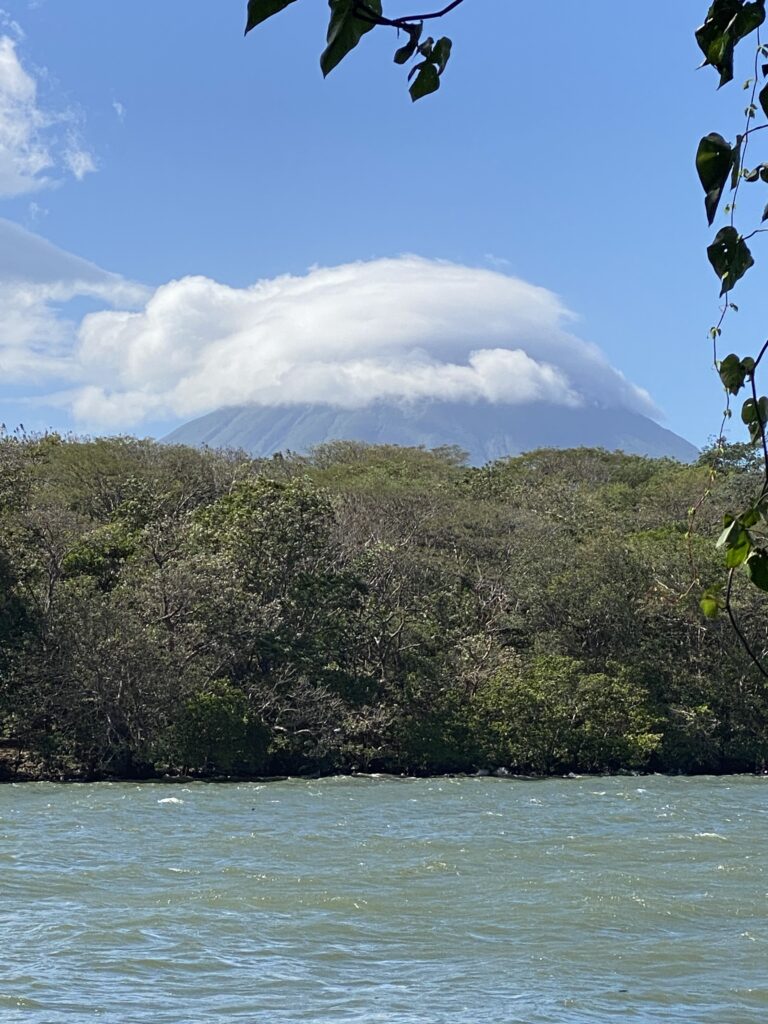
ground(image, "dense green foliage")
xmin=1 ymin=434 xmax=767 ymax=780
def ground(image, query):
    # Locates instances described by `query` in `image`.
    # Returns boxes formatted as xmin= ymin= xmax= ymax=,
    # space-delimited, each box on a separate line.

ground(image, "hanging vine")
xmin=696 ymin=0 xmax=768 ymax=674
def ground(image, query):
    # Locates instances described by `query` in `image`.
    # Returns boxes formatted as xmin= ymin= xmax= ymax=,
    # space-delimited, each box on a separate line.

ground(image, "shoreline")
xmin=3 ymin=767 xmax=766 ymax=785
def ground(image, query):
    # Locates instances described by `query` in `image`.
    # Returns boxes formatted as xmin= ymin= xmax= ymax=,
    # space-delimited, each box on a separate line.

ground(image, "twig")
xmin=725 ymin=569 xmax=768 ymax=679
xmin=353 ymin=0 xmax=465 ymax=28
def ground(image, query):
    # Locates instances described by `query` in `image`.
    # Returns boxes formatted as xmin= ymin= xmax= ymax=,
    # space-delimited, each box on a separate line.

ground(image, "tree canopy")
xmin=2 ymin=434 xmax=767 ymax=780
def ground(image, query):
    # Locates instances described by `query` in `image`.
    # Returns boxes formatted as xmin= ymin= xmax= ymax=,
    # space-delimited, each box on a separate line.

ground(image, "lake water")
xmin=2 ymin=775 xmax=767 ymax=1023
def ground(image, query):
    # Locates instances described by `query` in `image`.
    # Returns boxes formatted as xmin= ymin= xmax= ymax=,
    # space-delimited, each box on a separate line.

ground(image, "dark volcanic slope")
xmin=163 ymin=400 xmax=699 ymax=464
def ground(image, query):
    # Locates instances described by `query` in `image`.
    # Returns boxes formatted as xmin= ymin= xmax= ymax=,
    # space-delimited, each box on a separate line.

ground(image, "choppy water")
xmin=1 ymin=775 xmax=768 ymax=1023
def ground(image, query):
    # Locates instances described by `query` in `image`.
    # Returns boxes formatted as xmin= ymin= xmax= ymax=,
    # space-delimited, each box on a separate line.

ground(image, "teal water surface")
xmin=1 ymin=775 xmax=767 ymax=1023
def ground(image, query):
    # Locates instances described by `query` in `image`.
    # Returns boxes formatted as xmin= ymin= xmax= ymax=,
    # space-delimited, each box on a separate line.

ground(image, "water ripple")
xmin=1 ymin=776 xmax=767 ymax=1022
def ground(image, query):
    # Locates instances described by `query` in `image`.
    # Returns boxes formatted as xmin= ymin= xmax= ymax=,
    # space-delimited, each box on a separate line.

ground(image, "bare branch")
xmin=353 ymin=0 xmax=465 ymax=28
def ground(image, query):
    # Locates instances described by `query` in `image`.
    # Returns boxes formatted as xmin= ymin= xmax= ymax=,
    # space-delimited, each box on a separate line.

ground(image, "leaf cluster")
xmin=244 ymin=0 xmax=455 ymax=100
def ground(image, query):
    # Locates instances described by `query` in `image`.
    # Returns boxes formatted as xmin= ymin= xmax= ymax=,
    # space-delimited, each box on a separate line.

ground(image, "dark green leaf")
xmin=762 ymin=202 xmax=768 ymax=222
xmin=736 ymin=2 xmax=766 ymax=41
xmin=394 ymin=24 xmax=422 ymax=64
xmin=742 ymin=396 xmax=759 ymax=424
xmin=431 ymin=37 xmax=452 ymax=75
xmin=741 ymin=505 xmax=761 ymax=527
xmin=245 ymin=0 xmax=299 ymax=34
xmin=320 ymin=0 xmax=381 ymax=78
xmin=696 ymin=133 xmax=734 ymax=224
xmin=696 ymin=0 xmax=766 ymax=86
xmin=707 ymin=226 xmax=754 ymax=294
xmin=760 ymin=81 xmax=768 ymax=115
xmin=719 ymin=352 xmax=748 ymax=393
xmin=746 ymin=549 xmax=768 ymax=589
xmin=744 ymin=166 xmax=761 ymax=181
xmin=741 ymin=396 xmax=768 ymax=442
xmin=409 ymin=62 xmax=440 ymax=101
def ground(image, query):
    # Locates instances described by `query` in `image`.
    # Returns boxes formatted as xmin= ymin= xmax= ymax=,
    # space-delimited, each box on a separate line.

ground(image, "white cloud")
xmin=0 ymin=34 xmax=95 ymax=197
xmin=0 ymin=238 xmax=658 ymax=430
xmin=63 ymin=143 xmax=96 ymax=181
xmin=0 ymin=9 xmax=24 ymax=41
xmin=61 ymin=256 xmax=656 ymax=428
xmin=0 ymin=219 xmax=147 ymax=381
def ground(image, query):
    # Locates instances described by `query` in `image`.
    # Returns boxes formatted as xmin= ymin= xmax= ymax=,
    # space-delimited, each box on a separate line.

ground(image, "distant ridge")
xmin=163 ymin=400 xmax=699 ymax=464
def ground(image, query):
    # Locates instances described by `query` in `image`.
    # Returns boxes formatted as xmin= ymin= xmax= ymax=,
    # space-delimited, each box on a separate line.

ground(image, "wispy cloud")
xmin=0 ymin=34 xmax=95 ymax=197
xmin=63 ymin=142 xmax=96 ymax=181
xmin=0 ymin=8 xmax=24 ymax=40
xmin=0 ymin=219 xmax=147 ymax=382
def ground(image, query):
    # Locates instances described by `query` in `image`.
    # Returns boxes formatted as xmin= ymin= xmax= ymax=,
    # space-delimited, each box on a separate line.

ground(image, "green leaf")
xmin=707 ymin=226 xmax=754 ymax=294
xmin=696 ymin=133 xmax=734 ymax=224
xmin=742 ymin=396 xmax=759 ymax=424
xmin=741 ymin=505 xmax=761 ymax=527
xmin=726 ymin=528 xmax=752 ymax=566
xmin=409 ymin=62 xmax=440 ymax=101
xmin=320 ymin=0 xmax=381 ymax=78
xmin=746 ymin=549 xmax=768 ymax=589
xmin=244 ymin=0 xmax=299 ymax=34
xmin=717 ymin=518 xmax=742 ymax=547
xmin=760 ymin=81 xmax=768 ymax=115
xmin=700 ymin=583 xmax=724 ymax=618
xmin=729 ymin=2 xmax=765 ymax=43
xmin=696 ymin=0 xmax=766 ymax=87
xmin=741 ymin=395 xmax=768 ymax=441
xmin=394 ymin=24 xmax=422 ymax=65
xmin=718 ymin=352 xmax=749 ymax=393
xmin=431 ymin=36 xmax=453 ymax=75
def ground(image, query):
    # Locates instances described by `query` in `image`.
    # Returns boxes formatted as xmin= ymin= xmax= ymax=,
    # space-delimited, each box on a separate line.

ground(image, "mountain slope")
xmin=163 ymin=400 xmax=699 ymax=463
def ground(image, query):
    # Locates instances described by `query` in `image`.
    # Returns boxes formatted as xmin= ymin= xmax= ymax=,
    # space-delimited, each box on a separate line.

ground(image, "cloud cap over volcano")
xmin=69 ymin=256 xmax=656 ymax=428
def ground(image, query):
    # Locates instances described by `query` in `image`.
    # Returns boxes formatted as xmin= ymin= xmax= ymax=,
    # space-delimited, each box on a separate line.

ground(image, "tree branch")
xmin=725 ymin=569 xmax=768 ymax=681
xmin=353 ymin=0 xmax=466 ymax=28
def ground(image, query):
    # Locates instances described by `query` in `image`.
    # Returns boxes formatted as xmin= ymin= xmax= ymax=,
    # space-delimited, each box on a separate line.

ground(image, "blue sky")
xmin=0 ymin=0 xmax=759 ymax=448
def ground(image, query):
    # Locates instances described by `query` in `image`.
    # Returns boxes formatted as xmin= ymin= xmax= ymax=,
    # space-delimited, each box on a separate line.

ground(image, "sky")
xmin=0 ymin=0 xmax=762 ymax=448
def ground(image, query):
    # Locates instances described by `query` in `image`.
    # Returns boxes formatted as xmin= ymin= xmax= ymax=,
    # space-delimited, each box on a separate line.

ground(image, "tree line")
xmin=1 ymin=432 xmax=767 ymax=780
